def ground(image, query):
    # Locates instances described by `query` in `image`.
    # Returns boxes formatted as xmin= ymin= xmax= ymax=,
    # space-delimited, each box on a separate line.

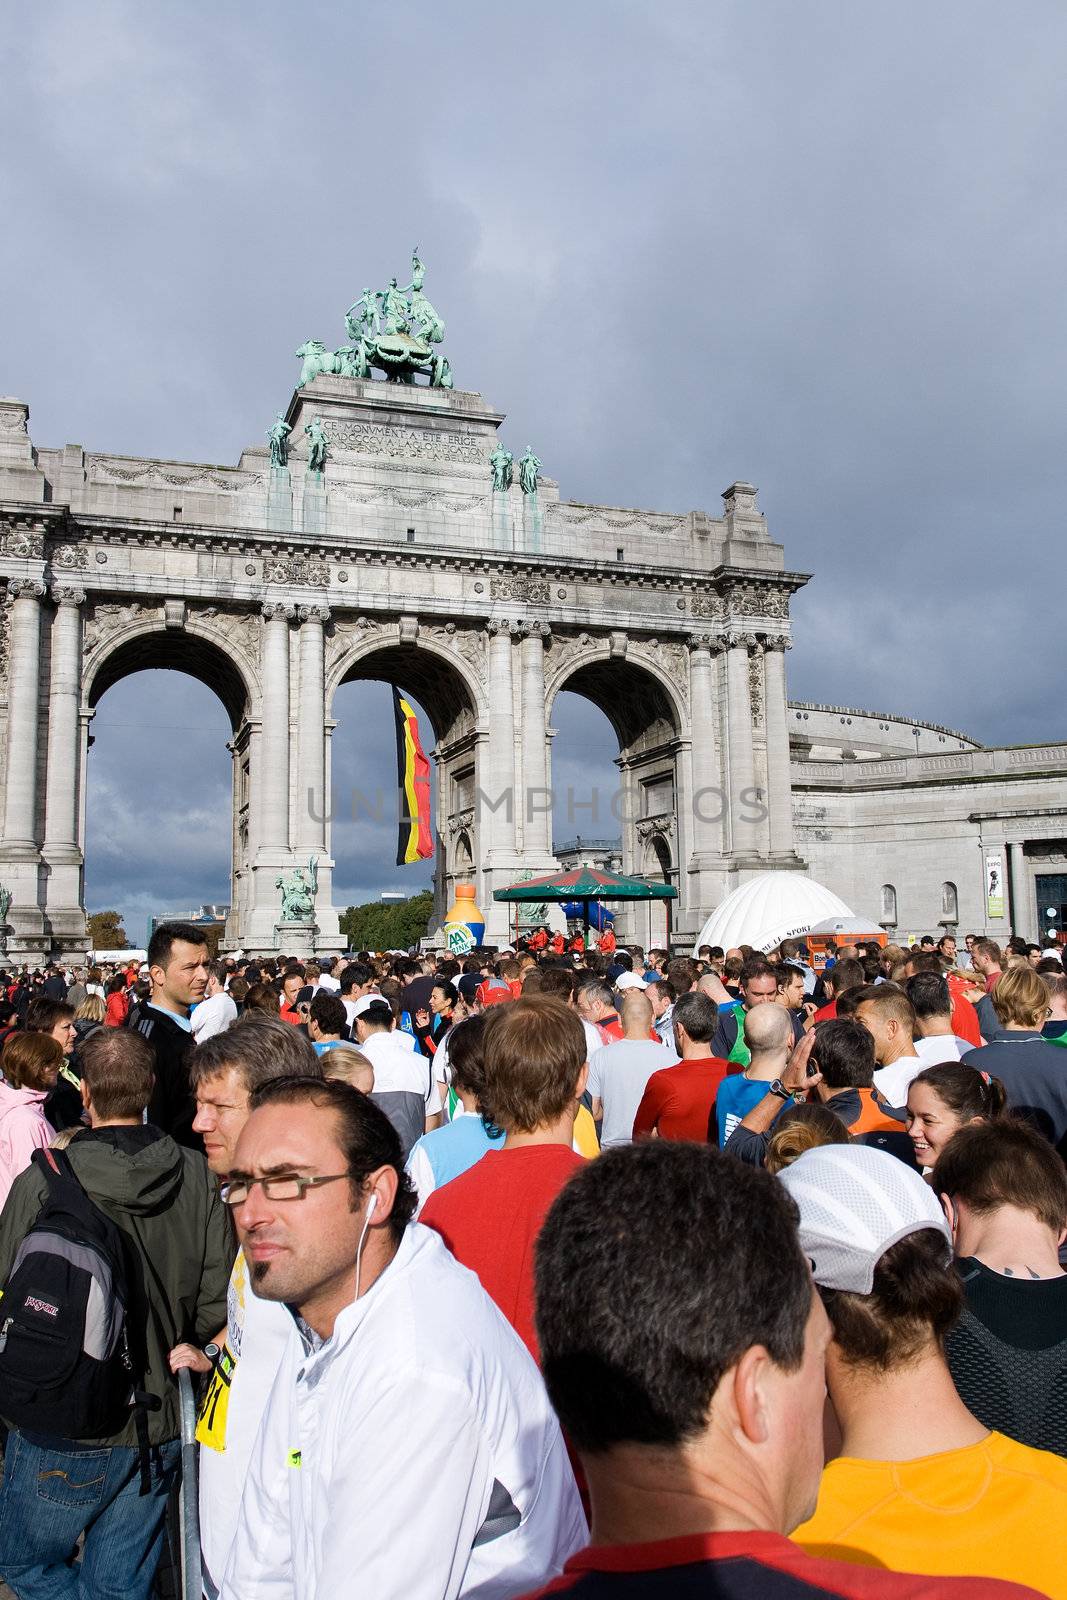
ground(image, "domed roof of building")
xmin=695 ymin=872 xmax=854 ymax=955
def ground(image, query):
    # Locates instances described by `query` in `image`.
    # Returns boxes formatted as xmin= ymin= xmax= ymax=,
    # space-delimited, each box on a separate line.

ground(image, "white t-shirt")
xmin=913 ymin=1033 xmax=969 ymax=1066
xmin=872 ymin=1052 xmax=924 ymax=1107
xmin=198 ymin=1248 xmax=294 ymax=1591
xmin=191 ymin=991 xmax=238 ymax=1042
xmin=580 ymin=1018 xmax=603 ymax=1063
xmin=587 ymin=1037 xmax=679 ymax=1146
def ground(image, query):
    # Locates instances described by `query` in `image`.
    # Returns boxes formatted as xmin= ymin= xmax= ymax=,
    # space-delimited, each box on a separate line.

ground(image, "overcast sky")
xmin=5 ymin=1 xmax=1067 ymax=935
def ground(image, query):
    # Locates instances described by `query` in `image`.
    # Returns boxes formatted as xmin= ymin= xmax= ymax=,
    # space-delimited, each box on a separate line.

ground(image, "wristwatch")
xmin=768 ymin=1080 xmax=793 ymax=1101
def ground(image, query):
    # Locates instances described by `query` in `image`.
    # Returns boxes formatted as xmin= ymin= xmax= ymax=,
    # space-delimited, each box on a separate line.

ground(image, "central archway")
xmin=548 ymin=652 xmax=684 ymax=949
xmin=328 ymin=638 xmax=483 ymax=932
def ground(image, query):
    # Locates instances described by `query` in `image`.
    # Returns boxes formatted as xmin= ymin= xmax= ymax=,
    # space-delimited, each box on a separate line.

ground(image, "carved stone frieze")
xmin=726 ymin=581 xmax=790 ymax=620
xmin=635 ymin=815 xmax=675 ymax=842
xmin=632 ymin=638 xmax=690 ymax=710
xmin=319 ymin=421 xmax=485 ymax=465
xmin=690 ymin=589 xmax=726 ymax=618
xmin=83 ymin=601 xmax=158 ymax=654
xmin=2 ymin=528 xmax=45 ymax=560
xmin=194 ymin=606 xmax=262 ymax=665
xmin=421 ymin=621 xmax=488 ymax=688
xmin=51 ymin=543 xmax=88 ymax=570
xmin=749 ymin=651 xmax=765 ymax=724
xmin=264 ymin=557 xmax=329 ymax=586
xmin=87 ymin=459 xmax=244 ymax=492
xmin=490 ymin=574 xmax=550 ymax=604
xmin=447 ymin=808 xmax=475 ymax=837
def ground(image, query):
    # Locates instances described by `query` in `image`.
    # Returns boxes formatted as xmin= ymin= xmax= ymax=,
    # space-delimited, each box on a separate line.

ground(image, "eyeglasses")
xmin=219 ymin=1172 xmax=351 ymax=1207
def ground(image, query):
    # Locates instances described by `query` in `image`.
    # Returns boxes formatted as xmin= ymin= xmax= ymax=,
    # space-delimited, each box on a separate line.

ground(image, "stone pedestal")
xmin=275 ymin=919 xmax=317 ymax=959
xmin=522 ymin=491 xmax=542 ymax=553
xmin=266 ymin=466 xmax=292 ymax=533
xmin=302 ymin=472 xmax=326 ymax=537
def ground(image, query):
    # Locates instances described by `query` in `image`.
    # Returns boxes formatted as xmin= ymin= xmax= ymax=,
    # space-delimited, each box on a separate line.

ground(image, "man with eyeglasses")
xmin=178 ymin=1018 xmax=324 ymax=1597
xmin=219 ymin=1077 xmax=585 ymax=1600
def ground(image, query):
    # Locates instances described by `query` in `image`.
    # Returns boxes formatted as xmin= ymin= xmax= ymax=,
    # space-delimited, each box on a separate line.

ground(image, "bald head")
xmin=620 ymin=990 xmax=654 ymax=1038
xmin=743 ymin=1002 xmax=793 ymax=1061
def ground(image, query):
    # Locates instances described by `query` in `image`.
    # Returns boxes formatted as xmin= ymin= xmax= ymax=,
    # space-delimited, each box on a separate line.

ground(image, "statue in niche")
xmin=519 ymin=445 xmax=541 ymax=495
xmin=489 ymin=443 xmax=514 ymax=492
xmin=304 ymin=418 xmax=329 ymax=474
xmin=0 ymin=884 xmax=10 ymax=926
xmin=266 ymin=414 xmax=291 ymax=469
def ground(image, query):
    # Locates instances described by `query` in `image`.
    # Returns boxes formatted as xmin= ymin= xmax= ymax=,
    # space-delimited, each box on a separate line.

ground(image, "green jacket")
xmin=0 ymin=1124 xmax=234 ymax=1447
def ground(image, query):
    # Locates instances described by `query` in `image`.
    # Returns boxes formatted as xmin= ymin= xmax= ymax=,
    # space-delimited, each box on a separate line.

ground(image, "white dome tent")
xmin=694 ymin=873 xmax=855 ymax=955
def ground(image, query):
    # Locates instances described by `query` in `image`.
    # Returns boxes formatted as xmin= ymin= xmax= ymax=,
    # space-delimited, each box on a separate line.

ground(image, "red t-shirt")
xmin=632 ymin=1056 xmax=731 ymax=1142
xmin=813 ymin=999 xmax=838 ymax=1024
xmin=420 ymin=1144 xmax=583 ymax=1361
xmin=947 ymin=984 xmax=981 ymax=1047
xmin=518 ymin=1531 xmax=1036 ymax=1598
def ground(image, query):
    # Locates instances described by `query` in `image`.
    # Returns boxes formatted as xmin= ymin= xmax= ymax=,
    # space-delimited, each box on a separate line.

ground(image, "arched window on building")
xmin=941 ymin=881 xmax=959 ymax=925
xmin=880 ymin=884 xmax=898 ymax=927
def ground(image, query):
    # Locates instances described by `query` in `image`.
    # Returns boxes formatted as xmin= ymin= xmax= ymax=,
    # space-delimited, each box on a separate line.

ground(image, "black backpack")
xmin=0 ymin=1145 xmax=137 ymax=1437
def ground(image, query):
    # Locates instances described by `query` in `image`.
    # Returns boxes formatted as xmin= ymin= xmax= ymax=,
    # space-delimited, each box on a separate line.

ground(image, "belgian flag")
xmin=393 ymin=688 xmax=433 ymax=866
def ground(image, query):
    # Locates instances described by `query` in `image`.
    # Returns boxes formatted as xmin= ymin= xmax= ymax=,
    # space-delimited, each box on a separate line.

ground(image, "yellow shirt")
xmin=572 ymin=1103 xmax=600 ymax=1158
xmin=797 ymin=1430 xmax=1067 ymax=1597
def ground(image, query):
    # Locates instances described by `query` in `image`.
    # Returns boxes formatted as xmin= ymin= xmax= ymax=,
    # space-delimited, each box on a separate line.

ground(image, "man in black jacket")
xmin=128 ymin=920 xmax=210 ymax=1147
xmin=0 ymin=1028 xmax=232 ymax=1600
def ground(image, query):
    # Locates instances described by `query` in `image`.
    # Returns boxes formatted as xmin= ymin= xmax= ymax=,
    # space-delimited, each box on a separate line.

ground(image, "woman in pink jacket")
xmin=0 ymin=1031 xmax=63 ymax=1208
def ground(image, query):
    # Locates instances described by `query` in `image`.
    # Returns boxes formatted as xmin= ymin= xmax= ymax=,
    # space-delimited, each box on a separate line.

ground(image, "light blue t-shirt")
xmin=715 ymin=1074 xmax=773 ymax=1147
xmin=407 ymin=1113 xmax=504 ymax=1197
xmin=312 ymin=1039 xmax=347 ymax=1056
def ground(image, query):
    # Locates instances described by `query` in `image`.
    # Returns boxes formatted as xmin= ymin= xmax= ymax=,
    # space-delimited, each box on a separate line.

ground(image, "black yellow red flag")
xmin=393 ymin=688 xmax=433 ymax=866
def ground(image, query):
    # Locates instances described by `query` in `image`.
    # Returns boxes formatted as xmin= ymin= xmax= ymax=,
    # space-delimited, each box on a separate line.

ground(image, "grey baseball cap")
xmin=778 ymin=1143 xmax=952 ymax=1295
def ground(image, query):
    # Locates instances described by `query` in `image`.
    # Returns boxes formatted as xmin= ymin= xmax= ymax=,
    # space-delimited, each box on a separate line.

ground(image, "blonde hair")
xmin=50 ymin=1125 xmax=84 ymax=1150
xmin=321 ymin=1045 xmax=374 ymax=1095
xmin=765 ymin=1103 xmax=852 ymax=1175
xmin=75 ymin=995 xmax=106 ymax=1024
xmin=991 ymin=964 xmax=1049 ymax=1029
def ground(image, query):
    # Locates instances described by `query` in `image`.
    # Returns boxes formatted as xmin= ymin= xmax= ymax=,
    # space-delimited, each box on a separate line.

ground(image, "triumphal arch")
xmin=0 ymin=252 xmax=807 ymax=957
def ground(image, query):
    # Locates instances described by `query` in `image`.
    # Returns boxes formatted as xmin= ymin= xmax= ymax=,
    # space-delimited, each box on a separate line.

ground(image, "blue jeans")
xmin=0 ymin=1429 xmax=181 ymax=1600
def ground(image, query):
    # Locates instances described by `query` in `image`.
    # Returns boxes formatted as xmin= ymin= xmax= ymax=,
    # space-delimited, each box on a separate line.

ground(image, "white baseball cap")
xmin=350 ymin=993 xmax=391 ymax=1019
xmin=614 ymin=972 xmax=648 ymax=990
xmin=777 ymin=1143 xmax=951 ymax=1295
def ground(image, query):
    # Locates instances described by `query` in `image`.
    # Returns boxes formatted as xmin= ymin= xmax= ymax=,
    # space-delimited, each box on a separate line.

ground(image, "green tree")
xmin=340 ymin=891 xmax=433 ymax=953
xmin=87 ymin=909 xmax=130 ymax=950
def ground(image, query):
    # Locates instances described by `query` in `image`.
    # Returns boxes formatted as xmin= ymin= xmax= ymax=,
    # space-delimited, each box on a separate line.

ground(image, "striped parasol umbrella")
xmin=494 ymin=866 xmax=677 ymax=944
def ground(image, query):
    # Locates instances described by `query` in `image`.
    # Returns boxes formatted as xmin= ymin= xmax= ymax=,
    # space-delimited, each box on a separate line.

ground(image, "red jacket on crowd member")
xmin=597 ymin=929 xmax=617 ymax=955
xmin=945 ymin=977 xmax=981 ymax=1047
xmin=528 ymin=929 xmax=549 ymax=953
xmin=104 ymin=990 xmax=129 ymax=1028
xmin=549 ymin=932 xmax=566 ymax=957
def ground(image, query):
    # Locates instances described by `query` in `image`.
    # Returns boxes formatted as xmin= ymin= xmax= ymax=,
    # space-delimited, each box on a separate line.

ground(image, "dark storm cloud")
xmin=9 ymin=1 xmax=1067 ymax=924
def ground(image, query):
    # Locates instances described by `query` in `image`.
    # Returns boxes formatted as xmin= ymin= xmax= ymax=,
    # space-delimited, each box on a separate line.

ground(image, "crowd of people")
xmin=0 ymin=917 xmax=1065 ymax=1597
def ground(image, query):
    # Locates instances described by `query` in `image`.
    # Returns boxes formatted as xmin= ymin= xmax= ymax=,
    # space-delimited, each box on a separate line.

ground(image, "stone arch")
xmin=83 ymin=614 xmax=258 ymax=731
xmin=325 ymin=629 xmax=487 ymax=737
xmin=545 ymin=644 xmax=686 ymax=750
xmin=327 ymin=631 xmax=486 ymax=928
xmin=639 ymin=827 xmax=674 ymax=948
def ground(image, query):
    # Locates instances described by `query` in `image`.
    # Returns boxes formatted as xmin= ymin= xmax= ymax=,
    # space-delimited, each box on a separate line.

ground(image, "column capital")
xmin=722 ymin=628 xmax=756 ymax=651
xmin=487 ymin=618 xmax=515 ymax=637
xmin=297 ymin=604 xmax=330 ymax=625
xmin=762 ymin=632 xmax=792 ymax=652
xmin=52 ymin=586 xmax=86 ymax=607
xmin=687 ymin=633 xmax=721 ymax=655
xmin=517 ymin=619 xmax=550 ymax=641
xmin=8 ymin=579 xmax=46 ymax=601
xmin=261 ymin=601 xmax=295 ymax=622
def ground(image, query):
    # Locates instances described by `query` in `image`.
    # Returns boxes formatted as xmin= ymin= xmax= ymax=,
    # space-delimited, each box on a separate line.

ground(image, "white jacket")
xmin=221 ymin=1224 xmax=585 ymax=1600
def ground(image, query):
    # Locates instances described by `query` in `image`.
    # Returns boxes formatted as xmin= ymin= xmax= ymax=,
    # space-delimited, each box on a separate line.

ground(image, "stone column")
xmin=2 ymin=579 xmax=46 ymax=855
xmin=1008 ymin=841 xmax=1033 ymax=940
xmin=687 ymin=637 xmax=724 ymax=860
xmin=762 ymin=635 xmax=797 ymax=860
xmin=724 ymin=631 xmax=758 ymax=858
xmin=257 ymin=602 xmax=294 ymax=855
xmin=43 ymin=587 xmax=86 ymax=860
xmin=295 ymin=605 xmax=329 ymax=854
xmin=482 ymin=620 xmax=517 ymax=940
xmin=519 ymin=623 xmax=553 ymax=861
